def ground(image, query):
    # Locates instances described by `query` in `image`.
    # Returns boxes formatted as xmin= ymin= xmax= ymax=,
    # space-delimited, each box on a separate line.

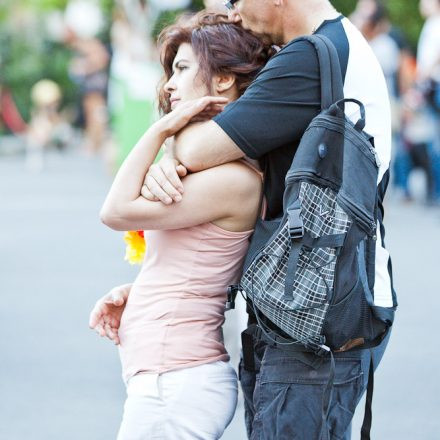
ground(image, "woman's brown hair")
xmin=157 ymin=12 xmax=274 ymax=114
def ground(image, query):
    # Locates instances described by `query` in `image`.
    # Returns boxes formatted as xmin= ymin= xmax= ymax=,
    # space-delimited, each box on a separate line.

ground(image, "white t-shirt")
xmin=341 ymin=18 xmax=393 ymax=308
xmin=215 ymin=16 xmax=394 ymax=309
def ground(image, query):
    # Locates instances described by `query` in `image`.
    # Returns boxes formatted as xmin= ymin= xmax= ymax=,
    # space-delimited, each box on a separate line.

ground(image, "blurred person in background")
xmin=26 ymin=79 xmax=72 ymax=172
xmin=90 ymin=12 xmax=273 ymax=440
xmin=417 ymin=0 xmax=440 ymax=203
xmin=64 ymin=0 xmax=110 ymax=156
xmin=399 ymin=88 xmax=437 ymax=202
xmin=356 ymin=1 xmax=401 ymax=101
xmin=352 ymin=0 xmax=422 ymax=201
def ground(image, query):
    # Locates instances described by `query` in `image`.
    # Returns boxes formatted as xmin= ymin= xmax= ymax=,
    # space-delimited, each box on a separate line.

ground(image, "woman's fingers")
xmin=145 ymin=161 xmax=184 ymax=204
xmin=188 ymin=102 xmax=226 ymax=123
xmin=110 ymin=289 xmax=126 ymax=306
xmin=164 ymin=96 xmax=228 ymax=135
xmin=89 ymin=301 xmax=103 ymax=329
xmin=95 ymin=323 xmax=106 ymax=337
xmin=104 ymin=323 xmax=120 ymax=345
xmin=146 ymin=175 xmax=174 ymax=205
xmin=141 ymin=184 xmax=158 ymax=201
xmin=185 ymin=97 xmax=227 ymax=119
xmin=175 ymin=164 xmax=187 ymax=178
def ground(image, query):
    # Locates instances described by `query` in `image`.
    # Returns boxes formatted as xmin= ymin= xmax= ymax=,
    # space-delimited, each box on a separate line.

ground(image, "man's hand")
xmin=89 ymin=284 xmax=131 ymax=345
xmin=141 ymin=156 xmax=188 ymax=204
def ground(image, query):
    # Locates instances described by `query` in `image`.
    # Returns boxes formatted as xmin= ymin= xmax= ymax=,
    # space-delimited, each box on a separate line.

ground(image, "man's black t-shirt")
xmin=214 ymin=16 xmax=349 ymax=220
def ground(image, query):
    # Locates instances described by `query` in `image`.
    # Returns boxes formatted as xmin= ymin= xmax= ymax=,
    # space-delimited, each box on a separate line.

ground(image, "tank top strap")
xmin=239 ymin=157 xmax=264 ymax=182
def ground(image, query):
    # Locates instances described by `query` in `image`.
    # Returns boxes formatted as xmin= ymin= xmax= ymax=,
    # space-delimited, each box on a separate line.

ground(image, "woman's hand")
xmin=157 ymin=96 xmax=228 ymax=138
xmin=89 ymin=284 xmax=131 ymax=345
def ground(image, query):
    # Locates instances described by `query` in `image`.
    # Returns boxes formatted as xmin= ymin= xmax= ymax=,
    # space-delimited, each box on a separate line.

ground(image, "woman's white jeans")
xmin=117 ymin=361 xmax=238 ymax=440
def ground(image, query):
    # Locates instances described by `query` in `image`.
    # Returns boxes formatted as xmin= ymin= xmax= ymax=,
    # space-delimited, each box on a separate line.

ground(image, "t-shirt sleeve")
xmin=214 ymin=40 xmax=321 ymax=159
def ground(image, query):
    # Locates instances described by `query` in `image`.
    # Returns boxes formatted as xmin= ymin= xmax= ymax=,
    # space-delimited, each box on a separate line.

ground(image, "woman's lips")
xmin=170 ymin=98 xmax=180 ymax=109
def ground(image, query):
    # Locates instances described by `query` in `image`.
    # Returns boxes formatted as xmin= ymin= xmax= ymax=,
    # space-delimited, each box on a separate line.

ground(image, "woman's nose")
xmin=164 ymin=76 xmax=176 ymax=95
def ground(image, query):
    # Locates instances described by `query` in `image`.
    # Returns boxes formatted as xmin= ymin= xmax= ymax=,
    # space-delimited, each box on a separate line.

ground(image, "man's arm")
xmin=142 ymin=39 xmax=322 ymax=203
xmin=140 ymin=120 xmax=244 ymax=203
xmin=174 ymin=120 xmax=244 ymax=172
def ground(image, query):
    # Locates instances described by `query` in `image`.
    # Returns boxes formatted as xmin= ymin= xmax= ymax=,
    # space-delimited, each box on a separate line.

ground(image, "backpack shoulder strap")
xmin=297 ymin=34 xmax=344 ymax=110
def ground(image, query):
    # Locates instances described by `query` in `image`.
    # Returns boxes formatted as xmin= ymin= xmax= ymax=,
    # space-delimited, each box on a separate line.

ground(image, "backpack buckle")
xmin=226 ymin=285 xmax=240 ymax=311
xmin=288 ymin=206 xmax=304 ymax=239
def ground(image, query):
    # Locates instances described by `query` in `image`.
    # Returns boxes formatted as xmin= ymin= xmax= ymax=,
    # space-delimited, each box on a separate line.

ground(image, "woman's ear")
xmin=212 ymin=74 xmax=236 ymax=95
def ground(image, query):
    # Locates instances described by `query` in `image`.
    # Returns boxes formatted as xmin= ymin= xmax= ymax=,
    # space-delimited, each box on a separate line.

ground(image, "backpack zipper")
xmin=337 ymin=193 xmax=376 ymax=238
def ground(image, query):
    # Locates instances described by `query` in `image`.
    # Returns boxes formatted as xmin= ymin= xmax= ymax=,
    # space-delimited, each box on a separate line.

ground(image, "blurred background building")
xmin=1 ymin=1 xmax=440 ymax=439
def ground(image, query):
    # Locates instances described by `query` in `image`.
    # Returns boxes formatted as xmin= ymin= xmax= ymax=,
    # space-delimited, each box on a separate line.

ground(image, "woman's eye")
xmin=176 ymin=65 xmax=188 ymax=71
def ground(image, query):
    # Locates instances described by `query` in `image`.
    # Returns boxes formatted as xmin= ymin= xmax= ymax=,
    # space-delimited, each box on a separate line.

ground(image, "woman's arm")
xmin=100 ymin=96 xmax=262 ymax=232
xmin=101 ymin=160 xmax=261 ymax=232
xmin=100 ymin=123 xmax=166 ymax=226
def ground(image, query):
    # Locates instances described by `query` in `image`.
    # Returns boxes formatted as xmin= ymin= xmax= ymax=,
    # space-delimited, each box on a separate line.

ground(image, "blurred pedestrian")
xmin=417 ymin=0 xmax=440 ymax=202
xmin=26 ymin=79 xmax=72 ymax=171
xmin=354 ymin=1 xmax=411 ymax=200
xmin=90 ymin=12 xmax=272 ymax=440
xmin=64 ymin=1 xmax=110 ymax=156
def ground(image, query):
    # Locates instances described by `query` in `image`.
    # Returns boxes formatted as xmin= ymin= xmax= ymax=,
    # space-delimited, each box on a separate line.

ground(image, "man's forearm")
xmin=174 ymin=120 xmax=244 ymax=172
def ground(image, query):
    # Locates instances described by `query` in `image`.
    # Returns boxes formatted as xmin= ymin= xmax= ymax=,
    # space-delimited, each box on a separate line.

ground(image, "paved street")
xmin=1 ymin=149 xmax=439 ymax=439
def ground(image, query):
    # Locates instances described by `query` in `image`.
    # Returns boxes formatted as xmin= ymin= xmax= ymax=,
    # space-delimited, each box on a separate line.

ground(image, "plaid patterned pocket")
xmin=241 ymin=182 xmax=351 ymax=346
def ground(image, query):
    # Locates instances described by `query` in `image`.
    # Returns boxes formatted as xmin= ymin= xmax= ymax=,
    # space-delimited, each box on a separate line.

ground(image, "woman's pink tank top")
xmin=118 ymin=221 xmax=254 ymax=382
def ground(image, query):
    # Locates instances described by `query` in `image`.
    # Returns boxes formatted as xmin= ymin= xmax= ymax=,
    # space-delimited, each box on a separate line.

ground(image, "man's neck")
xmin=282 ymin=2 xmax=340 ymax=44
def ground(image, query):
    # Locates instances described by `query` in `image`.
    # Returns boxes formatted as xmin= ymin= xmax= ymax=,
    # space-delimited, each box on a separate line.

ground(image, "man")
xmin=134 ymin=1 xmax=396 ymax=437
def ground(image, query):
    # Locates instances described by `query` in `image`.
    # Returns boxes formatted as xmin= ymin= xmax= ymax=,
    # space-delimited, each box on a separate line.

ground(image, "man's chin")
xmin=241 ymin=23 xmax=276 ymax=45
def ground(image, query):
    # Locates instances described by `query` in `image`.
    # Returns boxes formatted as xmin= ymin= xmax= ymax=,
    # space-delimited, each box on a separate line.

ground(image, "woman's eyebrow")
xmin=173 ymin=58 xmax=190 ymax=68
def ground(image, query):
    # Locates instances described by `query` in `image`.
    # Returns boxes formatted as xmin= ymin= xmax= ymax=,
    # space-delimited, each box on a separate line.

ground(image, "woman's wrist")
xmin=152 ymin=117 xmax=173 ymax=140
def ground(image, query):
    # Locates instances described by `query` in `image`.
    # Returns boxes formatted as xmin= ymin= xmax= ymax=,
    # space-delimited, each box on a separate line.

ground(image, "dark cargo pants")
xmin=239 ymin=332 xmax=390 ymax=440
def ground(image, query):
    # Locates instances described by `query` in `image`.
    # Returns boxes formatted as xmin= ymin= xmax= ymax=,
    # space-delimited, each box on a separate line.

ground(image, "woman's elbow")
xmin=100 ymin=206 xmax=126 ymax=231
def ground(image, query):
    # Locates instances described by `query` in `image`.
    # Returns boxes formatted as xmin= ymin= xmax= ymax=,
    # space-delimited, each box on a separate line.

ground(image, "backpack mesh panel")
xmin=242 ymin=182 xmax=351 ymax=346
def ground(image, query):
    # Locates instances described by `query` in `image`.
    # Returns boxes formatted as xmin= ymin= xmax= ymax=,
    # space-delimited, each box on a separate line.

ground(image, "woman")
xmin=90 ymin=12 xmax=272 ymax=440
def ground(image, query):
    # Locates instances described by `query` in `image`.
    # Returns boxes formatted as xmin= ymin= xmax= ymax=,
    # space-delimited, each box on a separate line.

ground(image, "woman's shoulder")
xmin=192 ymin=161 xmax=262 ymax=232
xmin=206 ymin=160 xmax=262 ymax=196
